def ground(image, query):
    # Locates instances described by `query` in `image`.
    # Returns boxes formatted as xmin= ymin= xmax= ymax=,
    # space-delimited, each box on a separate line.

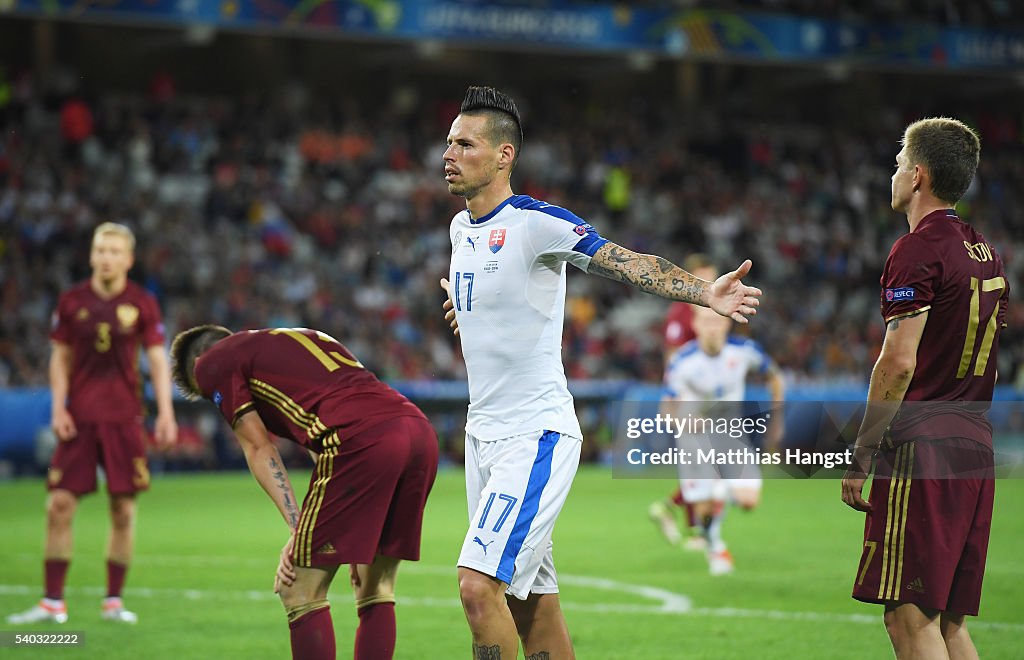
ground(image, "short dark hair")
xmin=170 ymin=324 xmax=232 ymax=400
xmin=460 ymin=85 xmax=523 ymax=167
xmin=903 ymin=117 xmax=981 ymax=204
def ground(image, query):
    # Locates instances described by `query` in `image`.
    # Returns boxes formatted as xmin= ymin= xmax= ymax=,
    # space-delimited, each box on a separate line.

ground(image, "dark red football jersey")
xmin=193 ymin=328 xmax=426 ymax=450
xmin=881 ymin=209 xmax=1009 ymax=447
xmin=664 ymin=302 xmax=696 ymax=352
xmin=50 ymin=281 xmax=166 ymax=423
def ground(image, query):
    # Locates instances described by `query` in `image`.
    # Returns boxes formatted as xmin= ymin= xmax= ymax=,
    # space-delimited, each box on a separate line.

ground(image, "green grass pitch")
xmin=1 ymin=467 xmax=1021 ymax=658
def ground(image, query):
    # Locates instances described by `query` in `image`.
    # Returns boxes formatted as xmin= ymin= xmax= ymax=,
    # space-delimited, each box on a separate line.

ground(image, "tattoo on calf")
xmin=526 ymin=653 xmax=551 ymax=660
xmin=473 ymin=644 xmax=502 ymax=660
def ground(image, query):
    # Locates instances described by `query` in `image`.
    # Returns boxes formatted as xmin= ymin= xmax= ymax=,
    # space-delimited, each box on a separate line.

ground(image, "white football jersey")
xmin=664 ymin=336 xmax=770 ymax=403
xmin=449 ymin=195 xmax=608 ymax=441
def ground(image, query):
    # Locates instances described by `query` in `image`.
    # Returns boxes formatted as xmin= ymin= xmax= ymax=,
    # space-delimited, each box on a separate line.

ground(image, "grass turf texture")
xmin=1 ymin=467 xmax=1021 ymax=659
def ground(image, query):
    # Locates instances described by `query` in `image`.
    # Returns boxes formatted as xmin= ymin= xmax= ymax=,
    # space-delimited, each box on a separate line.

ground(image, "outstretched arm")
xmin=233 ymin=411 xmax=302 ymax=531
xmin=587 ymin=242 xmax=762 ymax=323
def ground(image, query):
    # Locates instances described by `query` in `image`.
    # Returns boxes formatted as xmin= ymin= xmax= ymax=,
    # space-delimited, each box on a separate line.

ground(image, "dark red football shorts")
xmin=852 ymin=438 xmax=994 ymax=616
xmin=293 ymin=414 xmax=439 ymax=568
xmin=47 ymin=421 xmax=150 ymax=496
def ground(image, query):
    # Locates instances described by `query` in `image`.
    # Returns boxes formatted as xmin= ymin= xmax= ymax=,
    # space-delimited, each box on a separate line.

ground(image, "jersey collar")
xmin=917 ymin=208 xmax=959 ymax=230
xmin=468 ymin=195 xmax=516 ymax=225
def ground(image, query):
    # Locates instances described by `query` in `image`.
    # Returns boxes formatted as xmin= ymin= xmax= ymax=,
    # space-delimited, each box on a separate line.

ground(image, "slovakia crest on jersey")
xmin=489 ymin=228 xmax=506 ymax=254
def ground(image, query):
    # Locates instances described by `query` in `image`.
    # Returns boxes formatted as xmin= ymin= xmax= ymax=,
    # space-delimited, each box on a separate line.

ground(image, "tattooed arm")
xmin=233 ymin=410 xmax=301 ymax=531
xmin=841 ymin=310 xmax=928 ymax=512
xmin=588 ymin=242 xmax=762 ymax=323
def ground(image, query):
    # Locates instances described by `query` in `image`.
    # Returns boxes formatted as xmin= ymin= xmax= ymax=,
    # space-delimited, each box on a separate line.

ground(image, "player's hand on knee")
xmin=274 ymin=533 xmax=296 ymax=592
xmin=52 ymin=409 xmax=77 ymax=442
xmin=440 ymin=278 xmax=460 ymax=336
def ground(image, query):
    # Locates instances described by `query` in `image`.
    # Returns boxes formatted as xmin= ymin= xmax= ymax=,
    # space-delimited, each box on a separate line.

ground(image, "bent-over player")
xmin=171 ymin=325 xmax=438 ymax=660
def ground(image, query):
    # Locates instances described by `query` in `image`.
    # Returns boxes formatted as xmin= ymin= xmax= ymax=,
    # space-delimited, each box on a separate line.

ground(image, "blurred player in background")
xmin=658 ymin=305 xmax=785 ymax=575
xmin=7 ymin=222 xmax=177 ymax=625
xmin=171 ymin=325 xmax=438 ymax=660
xmin=842 ymin=118 xmax=1006 ymax=659
xmin=440 ymin=85 xmax=761 ymax=659
xmin=649 ymin=254 xmax=719 ymax=549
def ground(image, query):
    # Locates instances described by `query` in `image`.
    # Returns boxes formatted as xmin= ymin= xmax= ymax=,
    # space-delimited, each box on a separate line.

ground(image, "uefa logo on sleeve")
xmin=885 ymin=287 xmax=914 ymax=301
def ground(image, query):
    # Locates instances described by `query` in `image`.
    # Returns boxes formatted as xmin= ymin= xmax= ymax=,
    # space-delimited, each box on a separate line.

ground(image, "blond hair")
xmin=92 ymin=222 xmax=136 ymax=252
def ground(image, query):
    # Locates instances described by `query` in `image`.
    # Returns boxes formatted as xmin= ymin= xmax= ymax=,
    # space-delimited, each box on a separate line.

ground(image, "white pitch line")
xmin=1 ymin=583 xmax=1021 ymax=632
xmin=9 ymin=556 xmax=688 ymax=612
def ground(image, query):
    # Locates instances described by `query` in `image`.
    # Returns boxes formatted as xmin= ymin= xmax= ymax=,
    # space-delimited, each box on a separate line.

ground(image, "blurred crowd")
xmin=2 ymin=71 xmax=1023 ymax=395
xmin=655 ymin=0 xmax=1024 ymax=27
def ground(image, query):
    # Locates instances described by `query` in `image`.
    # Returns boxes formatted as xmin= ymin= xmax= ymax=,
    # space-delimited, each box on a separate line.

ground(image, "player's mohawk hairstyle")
xmin=170 ymin=324 xmax=232 ymax=401
xmin=460 ymin=85 xmax=523 ymax=164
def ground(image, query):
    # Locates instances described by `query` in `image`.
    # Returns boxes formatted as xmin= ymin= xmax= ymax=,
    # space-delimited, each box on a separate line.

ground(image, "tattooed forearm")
xmin=586 ymin=260 xmax=625 ymax=282
xmin=526 ymin=653 xmax=551 ymax=660
xmin=472 ymin=644 xmax=502 ymax=660
xmin=269 ymin=457 xmax=300 ymax=529
xmin=589 ymin=243 xmax=708 ymax=304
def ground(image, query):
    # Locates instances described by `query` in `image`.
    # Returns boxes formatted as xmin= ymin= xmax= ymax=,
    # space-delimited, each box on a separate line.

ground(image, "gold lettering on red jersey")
xmin=269 ymin=328 xmax=364 ymax=372
xmin=132 ymin=457 xmax=150 ymax=488
xmin=95 ymin=322 xmax=112 ymax=353
xmin=76 ymin=308 xmax=89 ymax=321
xmin=963 ymin=241 xmax=993 ymax=262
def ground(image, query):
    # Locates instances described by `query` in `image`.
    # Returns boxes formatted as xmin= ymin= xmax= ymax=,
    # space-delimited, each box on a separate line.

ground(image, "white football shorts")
xmin=458 ymin=429 xmax=582 ymax=600
xmin=678 ymin=432 xmax=762 ymax=502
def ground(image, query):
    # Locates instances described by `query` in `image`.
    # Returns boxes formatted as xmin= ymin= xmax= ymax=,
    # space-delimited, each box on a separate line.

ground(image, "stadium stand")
xmin=1 ymin=4 xmax=1023 ymax=470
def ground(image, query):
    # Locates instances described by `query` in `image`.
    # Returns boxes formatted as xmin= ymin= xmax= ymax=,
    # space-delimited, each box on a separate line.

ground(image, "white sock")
xmin=704 ymin=504 xmax=728 ymax=553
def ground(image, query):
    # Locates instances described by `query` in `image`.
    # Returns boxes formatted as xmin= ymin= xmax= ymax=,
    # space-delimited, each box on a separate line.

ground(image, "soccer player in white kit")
xmin=440 ymin=86 xmax=762 ymax=659
xmin=662 ymin=306 xmax=785 ymax=575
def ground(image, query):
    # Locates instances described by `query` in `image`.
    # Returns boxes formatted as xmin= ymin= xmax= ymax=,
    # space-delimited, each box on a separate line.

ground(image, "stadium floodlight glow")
xmin=826 ymin=62 xmax=850 ymax=81
xmin=183 ymin=23 xmax=216 ymax=46
xmin=415 ymin=39 xmax=444 ymax=59
xmin=664 ymin=28 xmax=689 ymax=58
xmin=627 ymin=51 xmax=655 ymax=71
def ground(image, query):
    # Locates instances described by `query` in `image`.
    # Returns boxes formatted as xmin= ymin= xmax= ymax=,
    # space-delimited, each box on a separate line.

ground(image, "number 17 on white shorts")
xmin=458 ymin=430 xmax=582 ymax=600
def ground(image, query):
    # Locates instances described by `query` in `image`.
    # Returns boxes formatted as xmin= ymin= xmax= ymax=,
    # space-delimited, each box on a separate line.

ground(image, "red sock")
xmin=684 ymin=502 xmax=698 ymax=528
xmin=106 ymin=560 xmax=128 ymax=598
xmin=44 ymin=559 xmax=69 ymax=601
xmin=355 ymin=602 xmax=396 ymax=660
xmin=288 ymin=606 xmax=335 ymax=660
xmin=671 ymin=487 xmax=685 ymax=508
